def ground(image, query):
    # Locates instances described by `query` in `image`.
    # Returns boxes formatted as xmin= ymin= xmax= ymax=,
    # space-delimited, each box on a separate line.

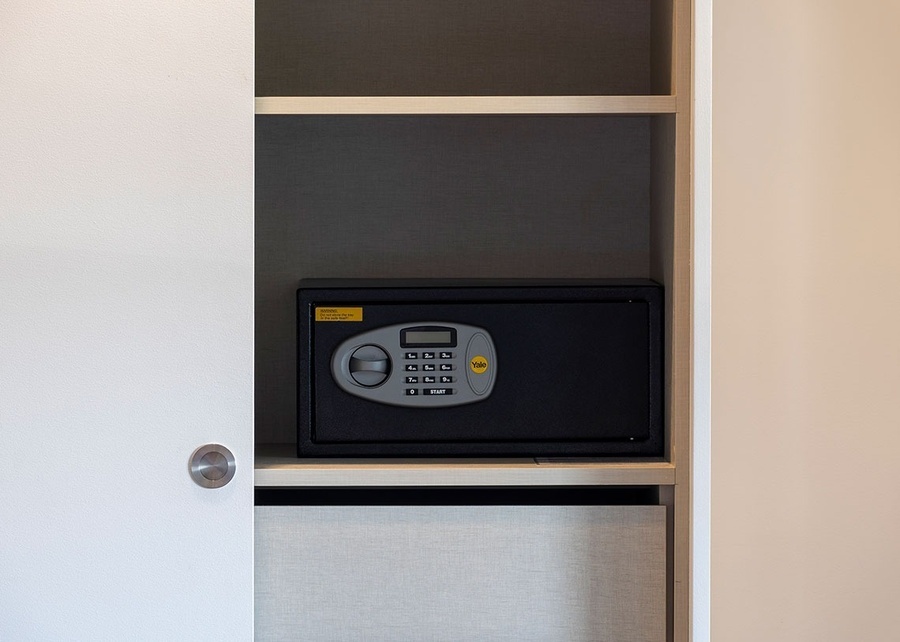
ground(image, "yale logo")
xmin=469 ymin=356 xmax=489 ymax=374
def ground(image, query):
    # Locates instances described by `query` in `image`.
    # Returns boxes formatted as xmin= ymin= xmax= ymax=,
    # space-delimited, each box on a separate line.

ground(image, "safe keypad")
xmin=405 ymin=351 xmax=455 ymax=397
xmin=331 ymin=322 xmax=496 ymax=408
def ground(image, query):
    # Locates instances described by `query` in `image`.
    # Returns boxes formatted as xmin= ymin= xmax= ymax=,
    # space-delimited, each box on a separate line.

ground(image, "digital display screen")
xmin=401 ymin=326 xmax=457 ymax=348
xmin=405 ymin=331 xmax=452 ymax=345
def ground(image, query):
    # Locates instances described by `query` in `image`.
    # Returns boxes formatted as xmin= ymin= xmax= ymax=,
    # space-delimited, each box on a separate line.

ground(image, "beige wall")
xmin=713 ymin=2 xmax=900 ymax=640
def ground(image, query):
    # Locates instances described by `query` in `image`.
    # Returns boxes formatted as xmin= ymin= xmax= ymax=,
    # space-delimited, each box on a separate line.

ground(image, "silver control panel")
xmin=331 ymin=322 xmax=496 ymax=407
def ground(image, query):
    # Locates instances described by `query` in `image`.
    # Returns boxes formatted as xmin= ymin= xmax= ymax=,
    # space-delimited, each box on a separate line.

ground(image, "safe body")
xmin=297 ymin=280 xmax=663 ymax=457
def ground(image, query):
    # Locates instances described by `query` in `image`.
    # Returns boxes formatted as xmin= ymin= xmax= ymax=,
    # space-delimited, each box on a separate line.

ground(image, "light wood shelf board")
xmin=255 ymin=446 xmax=675 ymax=488
xmin=255 ymin=95 xmax=678 ymax=116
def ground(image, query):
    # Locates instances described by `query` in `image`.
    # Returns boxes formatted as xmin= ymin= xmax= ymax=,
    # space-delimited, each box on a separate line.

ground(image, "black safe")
xmin=298 ymin=280 xmax=663 ymax=457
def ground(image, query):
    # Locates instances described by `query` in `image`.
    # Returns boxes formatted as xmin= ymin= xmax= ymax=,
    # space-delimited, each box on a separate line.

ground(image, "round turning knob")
xmin=189 ymin=444 xmax=236 ymax=488
xmin=348 ymin=345 xmax=391 ymax=387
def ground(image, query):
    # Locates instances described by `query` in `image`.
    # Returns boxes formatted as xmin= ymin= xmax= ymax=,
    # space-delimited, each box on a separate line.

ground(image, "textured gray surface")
xmin=256 ymin=0 xmax=653 ymax=96
xmin=255 ymin=505 xmax=666 ymax=641
xmin=255 ymin=115 xmax=653 ymax=443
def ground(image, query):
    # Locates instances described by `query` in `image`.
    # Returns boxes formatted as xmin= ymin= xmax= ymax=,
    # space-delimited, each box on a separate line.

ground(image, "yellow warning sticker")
xmin=315 ymin=307 xmax=363 ymax=322
xmin=469 ymin=355 xmax=489 ymax=374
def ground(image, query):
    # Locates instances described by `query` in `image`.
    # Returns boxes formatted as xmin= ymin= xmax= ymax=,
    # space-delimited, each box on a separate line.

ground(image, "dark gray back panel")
xmin=256 ymin=115 xmax=651 ymax=443
xmin=256 ymin=0 xmax=654 ymax=96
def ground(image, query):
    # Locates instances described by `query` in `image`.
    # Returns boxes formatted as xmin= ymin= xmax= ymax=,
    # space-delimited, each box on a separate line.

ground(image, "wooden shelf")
xmin=255 ymin=444 xmax=675 ymax=488
xmin=255 ymin=95 xmax=678 ymax=116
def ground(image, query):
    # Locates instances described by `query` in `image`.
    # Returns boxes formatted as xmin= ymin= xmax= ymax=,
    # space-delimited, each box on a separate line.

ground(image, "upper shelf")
xmin=255 ymin=95 xmax=678 ymax=115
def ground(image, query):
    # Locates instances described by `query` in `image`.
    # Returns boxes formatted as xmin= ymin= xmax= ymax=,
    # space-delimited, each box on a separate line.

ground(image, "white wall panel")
xmin=0 ymin=2 xmax=254 ymax=638
xmin=713 ymin=3 xmax=900 ymax=639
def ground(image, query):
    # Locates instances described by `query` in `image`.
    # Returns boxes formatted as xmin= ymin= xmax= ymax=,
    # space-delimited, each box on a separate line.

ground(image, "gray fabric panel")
xmin=255 ymin=115 xmax=652 ymax=443
xmin=255 ymin=505 xmax=666 ymax=641
xmin=256 ymin=0 xmax=653 ymax=96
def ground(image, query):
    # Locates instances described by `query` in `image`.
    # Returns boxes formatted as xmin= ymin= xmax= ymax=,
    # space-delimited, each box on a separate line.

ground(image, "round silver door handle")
xmin=189 ymin=444 xmax=236 ymax=488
